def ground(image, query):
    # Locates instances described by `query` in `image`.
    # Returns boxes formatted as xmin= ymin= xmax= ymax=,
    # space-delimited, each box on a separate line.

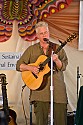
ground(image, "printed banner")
xmin=0 ymin=52 xmax=22 ymax=70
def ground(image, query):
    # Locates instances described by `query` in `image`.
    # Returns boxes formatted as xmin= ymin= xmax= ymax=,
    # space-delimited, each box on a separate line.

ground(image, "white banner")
xmin=79 ymin=1 xmax=83 ymax=50
xmin=0 ymin=52 xmax=22 ymax=70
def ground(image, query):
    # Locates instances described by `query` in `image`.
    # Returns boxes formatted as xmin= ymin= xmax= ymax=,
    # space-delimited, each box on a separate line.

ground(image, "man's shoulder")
xmin=26 ymin=42 xmax=40 ymax=51
xmin=29 ymin=42 xmax=39 ymax=48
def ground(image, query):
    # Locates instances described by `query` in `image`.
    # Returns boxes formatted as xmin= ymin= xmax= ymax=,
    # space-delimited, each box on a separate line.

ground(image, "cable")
xmin=21 ymin=84 xmax=28 ymax=125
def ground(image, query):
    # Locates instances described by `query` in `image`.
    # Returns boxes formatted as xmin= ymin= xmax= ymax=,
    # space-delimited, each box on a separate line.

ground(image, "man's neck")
xmin=40 ymin=42 xmax=49 ymax=49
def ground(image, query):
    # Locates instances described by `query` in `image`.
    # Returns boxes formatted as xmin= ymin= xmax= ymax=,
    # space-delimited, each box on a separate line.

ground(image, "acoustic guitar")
xmin=22 ymin=33 xmax=77 ymax=90
xmin=0 ymin=73 xmax=17 ymax=125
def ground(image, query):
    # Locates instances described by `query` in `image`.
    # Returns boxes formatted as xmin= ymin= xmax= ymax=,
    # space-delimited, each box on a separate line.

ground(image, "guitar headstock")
xmin=0 ymin=73 xmax=7 ymax=85
xmin=66 ymin=32 xmax=77 ymax=43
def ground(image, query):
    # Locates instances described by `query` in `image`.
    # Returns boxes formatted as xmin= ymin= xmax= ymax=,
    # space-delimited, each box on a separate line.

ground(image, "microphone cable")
xmin=21 ymin=84 xmax=28 ymax=125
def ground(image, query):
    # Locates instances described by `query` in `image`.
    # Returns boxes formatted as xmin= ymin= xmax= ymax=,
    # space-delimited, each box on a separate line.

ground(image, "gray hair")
xmin=35 ymin=21 xmax=48 ymax=33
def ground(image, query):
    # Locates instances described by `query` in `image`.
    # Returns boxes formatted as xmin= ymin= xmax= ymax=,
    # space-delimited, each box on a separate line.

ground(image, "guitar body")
xmin=9 ymin=119 xmax=16 ymax=125
xmin=22 ymin=55 xmax=50 ymax=90
xmin=0 ymin=109 xmax=17 ymax=125
xmin=9 ymin=116 xmax=16 ymax=125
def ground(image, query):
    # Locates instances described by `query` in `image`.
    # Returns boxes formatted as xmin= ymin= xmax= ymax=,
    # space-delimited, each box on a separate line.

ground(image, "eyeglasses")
xmin=39 ymin=31 xmax=49 ymax=36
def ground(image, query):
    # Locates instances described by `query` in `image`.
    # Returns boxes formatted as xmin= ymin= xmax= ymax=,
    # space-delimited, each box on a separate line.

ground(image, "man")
xmin=16 ymin=21 xmax=68 ymax=125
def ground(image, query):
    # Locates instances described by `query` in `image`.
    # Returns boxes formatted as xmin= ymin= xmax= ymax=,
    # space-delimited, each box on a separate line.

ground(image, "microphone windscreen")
xmin=43 ymin=38 xmax=49 ymax=42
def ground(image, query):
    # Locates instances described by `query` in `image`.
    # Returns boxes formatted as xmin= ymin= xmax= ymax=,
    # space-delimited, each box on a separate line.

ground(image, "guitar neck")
xmin=2 ymin=84 xmax=10 ymax=123
xmin=55 ymin=41 xmax=67 ymax=54
xmin=42 ymin=56 xmax=51 ymax=67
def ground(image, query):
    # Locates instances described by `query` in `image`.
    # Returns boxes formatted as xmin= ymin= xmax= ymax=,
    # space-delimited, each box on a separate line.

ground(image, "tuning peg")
xmin=67 ymin=37 xmax=71 ymax=42
xmin=73 ymin=32 xmax=77 ymax=38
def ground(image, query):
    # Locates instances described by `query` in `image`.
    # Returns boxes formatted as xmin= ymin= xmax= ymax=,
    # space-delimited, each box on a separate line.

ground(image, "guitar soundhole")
xmin=32 ymin=64 xmax=44 ymax=79
xmin=32 ymin=72 xmax=38 ymax=79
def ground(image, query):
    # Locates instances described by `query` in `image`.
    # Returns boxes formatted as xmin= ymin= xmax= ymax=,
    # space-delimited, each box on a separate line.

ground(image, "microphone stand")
xmin=77 ymin=66 xmax=80 ymax=100
xmin=43 ymin=39 xmax=54 ymax=125
xmin=77 ymin=66 xmax=83 ymax=100
xmin=44 ymin=39 xmax=54 ymax=125
xmin=43 ymin=37 xmax=76 ymax=125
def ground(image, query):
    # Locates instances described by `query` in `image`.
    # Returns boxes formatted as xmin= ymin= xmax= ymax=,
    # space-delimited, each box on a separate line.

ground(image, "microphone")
xmin=43 ymin=38 xmax=49 ymax=43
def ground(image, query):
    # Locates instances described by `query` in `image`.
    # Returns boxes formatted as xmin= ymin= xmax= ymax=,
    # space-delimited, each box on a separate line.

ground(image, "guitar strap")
xmin=47 ymin=42 xmax=58 ymax=72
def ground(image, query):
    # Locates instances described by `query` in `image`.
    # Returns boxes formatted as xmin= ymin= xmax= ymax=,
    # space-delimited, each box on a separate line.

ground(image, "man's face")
xmin=36 ymin=26 xmax=49 ymax=43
